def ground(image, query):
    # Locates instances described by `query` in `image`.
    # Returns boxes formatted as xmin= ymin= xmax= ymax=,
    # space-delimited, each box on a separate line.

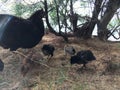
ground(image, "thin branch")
xmin=44 ymin=0 xmax=74 ymax=42
xmin=54 ymin=0 xmax=61 ymax=33
xmin=13 ymin=51 xmax=50 ymax=68
xmin=116 ymin=12 xmax=120 ymax=23
xmin=108 ymin=25 xmax=120 ymax=39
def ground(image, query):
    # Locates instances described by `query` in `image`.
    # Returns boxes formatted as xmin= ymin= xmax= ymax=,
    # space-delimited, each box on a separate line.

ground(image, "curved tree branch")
xmin=44 ymin=0 xmax=74 ymax=42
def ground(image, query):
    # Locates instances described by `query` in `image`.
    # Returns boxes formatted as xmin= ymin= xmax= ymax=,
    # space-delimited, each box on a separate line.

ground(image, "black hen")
xmin=70 ymin=50 xmax=96 ymax=68
xmin=0 ymin=9 xmax=45 ymax=51
xmin=0 ymin=59 xmax=4 ymax=71
xmin=41 ymin=44 xmax=55 ymax=59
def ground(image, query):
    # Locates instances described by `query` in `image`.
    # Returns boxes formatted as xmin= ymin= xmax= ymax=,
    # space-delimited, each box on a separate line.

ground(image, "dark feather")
xmin=0 ymin=9 xmax=45 ymax=51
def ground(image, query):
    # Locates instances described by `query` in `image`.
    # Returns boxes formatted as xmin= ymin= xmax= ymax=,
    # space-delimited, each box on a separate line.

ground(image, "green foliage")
xmin=55 ymin=68 xmax=68 ymax=85
xmin=80 ymin=1 xmax=87 ymax=7
xmin=14 ymin=2 xmax=43 ymax=17
xmin=73 ymin=84 xmax=87 ymax=90
xmin=49 ymin=9 xmax=58 ymax=25
xmin=1 ymin=0 xmax=7 ymax=2
xmin=48 ymin=0 xmax=71 ymax=30
xmin=108 ymin=19 xmax=120 ymax=29
xmin=14 ymin=3 xmax=26 ymax=16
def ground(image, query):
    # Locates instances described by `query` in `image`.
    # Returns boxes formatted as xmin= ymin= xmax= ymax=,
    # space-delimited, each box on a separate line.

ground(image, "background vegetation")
xmin=1 ymin=0 xmax=120 ymax=41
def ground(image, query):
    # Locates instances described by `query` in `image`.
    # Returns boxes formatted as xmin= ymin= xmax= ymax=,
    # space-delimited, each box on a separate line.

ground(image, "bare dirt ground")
xmin=0 ymin=33 xmax=120 ymax=90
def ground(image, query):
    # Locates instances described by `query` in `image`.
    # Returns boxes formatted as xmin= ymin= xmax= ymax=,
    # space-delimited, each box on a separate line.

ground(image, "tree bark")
xmin=98 ymin=0 xmax=120 ymax=40
xmin=69 ymin=0 xmax=78 ymax=32
xmin=75 ymin=0 xmax=103 ymax=39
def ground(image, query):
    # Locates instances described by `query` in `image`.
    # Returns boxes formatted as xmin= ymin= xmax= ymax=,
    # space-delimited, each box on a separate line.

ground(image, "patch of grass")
xmin=31 ymin=67 xmax=89 ymax=90
xmin=0 ymin=75 xmax=2 ymax=79
xmin=73 ymin=83 xmax=88 ymax=90
xmin=55 ymin=68 xmax=68 ymax=84
xmin=105 ymin=61 xmax=120 ymax=74
xmin=0 ymin=75 xmax=4 ymax=83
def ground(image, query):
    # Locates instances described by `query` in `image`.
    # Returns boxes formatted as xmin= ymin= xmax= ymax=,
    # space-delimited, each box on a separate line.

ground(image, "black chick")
xmin=41 ymin=44 xmax=55 ymax=59
xmin=70 ymin=50 xmax=96 ymax=68
xmin=0 ymin=59 xmax=4 ymax=71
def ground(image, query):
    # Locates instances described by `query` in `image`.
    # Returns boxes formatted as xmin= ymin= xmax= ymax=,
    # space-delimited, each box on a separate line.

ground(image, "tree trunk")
xmin=98 ymin=0 xmax=120 ymax=40
xmin=75 ymin=0 xmax=103 ymax=39
xmin=69 ymin=0 xmax=78 ymax=32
